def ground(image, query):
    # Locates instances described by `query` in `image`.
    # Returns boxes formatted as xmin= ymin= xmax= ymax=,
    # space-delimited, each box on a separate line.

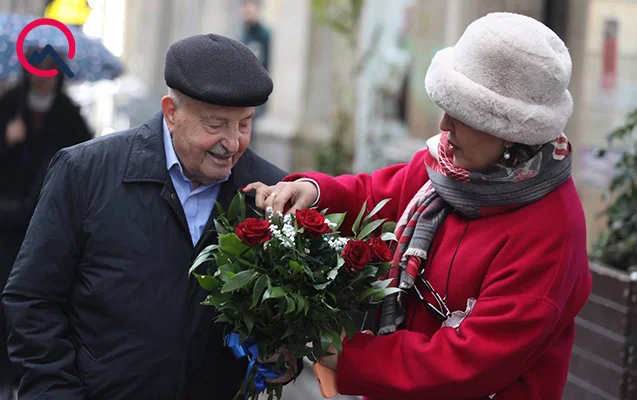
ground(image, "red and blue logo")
xmin=16 ymin=18 xmax=75 ymax=78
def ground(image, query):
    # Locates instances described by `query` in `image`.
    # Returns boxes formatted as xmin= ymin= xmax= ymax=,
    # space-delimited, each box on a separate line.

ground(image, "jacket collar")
xmin=123 ymin=112 xmax=168 ymax=183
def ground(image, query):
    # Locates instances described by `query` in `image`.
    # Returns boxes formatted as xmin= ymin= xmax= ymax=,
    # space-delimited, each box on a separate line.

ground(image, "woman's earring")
xmin=503 ymin=144 xmax=511 ymax=160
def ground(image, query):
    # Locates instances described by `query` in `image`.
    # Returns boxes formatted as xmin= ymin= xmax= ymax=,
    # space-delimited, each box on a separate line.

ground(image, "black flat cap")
xmin=164 ymin=33 xmax=273 ymax=107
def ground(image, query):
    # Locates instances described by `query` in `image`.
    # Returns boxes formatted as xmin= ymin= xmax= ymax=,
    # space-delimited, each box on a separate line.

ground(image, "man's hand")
xmin=259 ymin=347 xmax=298 ymax=384
xmin=243 ymin=180 xmax=318 ymax=215
xmin=6 ymin=118 xmax=27 ymax=148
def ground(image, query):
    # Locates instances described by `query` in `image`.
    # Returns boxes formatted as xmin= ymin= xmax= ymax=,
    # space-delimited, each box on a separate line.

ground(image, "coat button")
xmin=171 ymin=193 xmax=177 ymax=200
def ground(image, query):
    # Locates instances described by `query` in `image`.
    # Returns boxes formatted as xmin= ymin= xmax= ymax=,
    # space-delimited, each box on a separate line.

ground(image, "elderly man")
xmin=2 ymin=34 xmax=288 ymax=399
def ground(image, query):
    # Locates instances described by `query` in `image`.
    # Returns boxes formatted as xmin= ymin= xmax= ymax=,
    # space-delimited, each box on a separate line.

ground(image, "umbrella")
xmin=0 ymin=13 xmax=125 ymax=82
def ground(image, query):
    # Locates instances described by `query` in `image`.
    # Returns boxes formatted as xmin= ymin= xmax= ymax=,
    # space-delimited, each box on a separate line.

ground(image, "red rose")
xmin=341 ymin=239 xmax=372 ymax=273
xmin=235 ymin=218 xmax=272 ymax=246
xmin=295 ymin=209 xmax=332 ymax=238
xmin=368 ymin=237 xmax=393 ymax=263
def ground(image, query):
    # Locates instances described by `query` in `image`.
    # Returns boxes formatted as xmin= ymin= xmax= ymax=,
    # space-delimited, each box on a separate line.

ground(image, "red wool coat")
xmin=286 ymin=149 xmax=592 ymax=400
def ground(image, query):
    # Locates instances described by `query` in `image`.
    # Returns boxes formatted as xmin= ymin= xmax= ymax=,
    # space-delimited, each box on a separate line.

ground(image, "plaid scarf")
xmin=378 ymin=131 xmax=572 ymax=335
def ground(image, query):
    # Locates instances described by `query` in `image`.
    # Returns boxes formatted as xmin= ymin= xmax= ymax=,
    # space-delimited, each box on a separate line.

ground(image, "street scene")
xmin=1 ymin=0 xmax=636 ymax=399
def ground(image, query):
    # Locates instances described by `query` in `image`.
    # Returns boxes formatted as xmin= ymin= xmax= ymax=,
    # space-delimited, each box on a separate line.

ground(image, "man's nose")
xmin=221 ymin=136 xmax=240 ymax=153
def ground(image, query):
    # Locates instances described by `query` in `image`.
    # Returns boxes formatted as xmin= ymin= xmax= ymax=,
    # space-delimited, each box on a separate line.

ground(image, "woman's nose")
xmin=439 ymin=113 xmax=453 ymax=132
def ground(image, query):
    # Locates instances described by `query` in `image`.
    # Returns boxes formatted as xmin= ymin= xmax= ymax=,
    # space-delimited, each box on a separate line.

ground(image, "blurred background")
xmin=0 ymin=0 xmax=636 ymax=399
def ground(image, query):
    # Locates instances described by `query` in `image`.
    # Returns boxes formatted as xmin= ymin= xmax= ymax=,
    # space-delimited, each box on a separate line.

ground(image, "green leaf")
xmin=358 ymin=287 xmax=379 ymax=301
xmin=351 ymin=200 xmax=368 ymax=235
xmin=342 ymin=317 xmax=358 ymax=339
xmin=201 ymin=292 xmax=231 ymax=307
xmin=237 ymin=257 xmax=257 ymax=268
xmin=372 ymin=287 xmax=403 ymax=301
xmin=227 ymin=191 xmax=244 ymax=222
xmin=214 ymin=219 xmax=231 ymax=235
xmin=252 ymin=275 xmax=269 ymax=307
xmin=215 ymin=314 xmax=231 ymax=324
xmin=214 ymin=200 xmax=225 ymax=216
xmin=357 ymin=218 xmax=387 ymax=239
xmin=320 ymin=330 xmax=333 ymax=352
xmin=218 ymin=233 xmax=250 ymax=256
xmin=362 ymin=198 xmax=391 ymax=226
xmin=263 ymin=286 xmax=287 ymax=301
xmin=221 ymin=270 xmax=258 ymax=293
xmin=289 ymin=261 xmax=304 ymax=274
xmin=327 ymin=268 xmax=339 ymax=281
xmin=371 ymin=279 xmax=393 ymax=289
xmin=329 ymin=330 xmax=343 ymax=352
xmin=303 ymin=298 xmax=310 ymax=315
xmin=382 ymin=221 xmax=396 ymax=234
xmin=381 ymin=232 xmax=397 ymax=242
xmin=277 ymin=297 xmax=287 ymax=319
xmin=294 ymin=294 xmax=307 ymax=315
xmin=244 ymin=311 xmax=255 ymax=334
xmin=325 ymin=212 xmax=347 ymax=231
xmin=188 ymin=254 xmax=214 ymax=276
xmin=285 ymin=296 xmax=296 ymax=314
xmin=377 ymin=262 xmax=391 ymax=277
xmin=313 ymin=281 xmax=331 ymax=290
xmin=193 ymin=273 xmax=219 ymax=291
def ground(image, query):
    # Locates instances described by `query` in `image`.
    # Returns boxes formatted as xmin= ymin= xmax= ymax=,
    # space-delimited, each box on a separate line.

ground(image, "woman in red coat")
xmin=245 ymin=12 xmax=591 ymax=399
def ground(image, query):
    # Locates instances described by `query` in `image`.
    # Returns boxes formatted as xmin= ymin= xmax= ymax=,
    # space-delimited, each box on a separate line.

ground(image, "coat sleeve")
xmin=285 ymin=150 xmax=429 ymax=234
xmin=335 ymin=225 xmax=576 ymax=399
xmin=1 ymin=150 xmax=88 ymax=399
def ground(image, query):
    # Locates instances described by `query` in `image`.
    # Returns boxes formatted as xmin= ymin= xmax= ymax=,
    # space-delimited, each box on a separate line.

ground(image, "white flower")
xmin=327 ymin=236 xmax=348 ymax=252
xmin=283 ymin=214 xmax=292 ymax=224
xmin=304 ymin=248 xmax=311 ymax=254
xmin=326 ymin=220 xmax=337 ymax=229
xmin=265 ymin=207 xmax=274 ymax=220
xmin=282 ymin=223 xmax=296 ymax=238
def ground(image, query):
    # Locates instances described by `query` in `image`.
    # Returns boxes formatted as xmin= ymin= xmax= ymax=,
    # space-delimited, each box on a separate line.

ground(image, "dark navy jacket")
xmin=2 ymin=112 xmax=286 ymax=399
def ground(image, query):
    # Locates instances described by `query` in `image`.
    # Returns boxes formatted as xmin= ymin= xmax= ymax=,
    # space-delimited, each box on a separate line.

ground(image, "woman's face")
xmin=26 ymin=56 xmax=60 ymax=95
xmin=439 ymin=113 xmax=508 ymax=172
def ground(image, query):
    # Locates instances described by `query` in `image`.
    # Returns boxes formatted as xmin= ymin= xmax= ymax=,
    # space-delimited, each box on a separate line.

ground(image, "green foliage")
xmin=591 ymin=109 xmax=637 ymax=271
xmin=191 ymin=192 xmax=398 ymax=399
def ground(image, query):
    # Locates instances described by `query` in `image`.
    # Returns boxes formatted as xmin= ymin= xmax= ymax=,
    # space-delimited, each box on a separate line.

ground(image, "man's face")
xmin=241 ymin=1 xmax=259 ymax=25
xmin=162 ymin=95 xmax=254 ymax=186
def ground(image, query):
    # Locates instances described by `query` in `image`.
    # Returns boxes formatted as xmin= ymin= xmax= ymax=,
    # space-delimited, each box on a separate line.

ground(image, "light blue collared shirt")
xmin=163 ymin=119 xmax=229 ymax=246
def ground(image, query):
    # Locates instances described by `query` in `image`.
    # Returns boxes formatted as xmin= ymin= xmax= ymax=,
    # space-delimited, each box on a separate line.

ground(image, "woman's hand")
xmin=243 ymin=180 xmax=318 ymax=214
xmin=5 ymin=118 xmax=26 ymax=148
xmin=317 ymin=329 xmax=347 ymax=371
xmin=318 ymin=345 xmax=340 ymax=371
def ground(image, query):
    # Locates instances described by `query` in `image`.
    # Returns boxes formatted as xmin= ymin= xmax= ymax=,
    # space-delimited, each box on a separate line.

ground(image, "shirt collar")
xmin=163 ymin=118 xmax=182 ymax=173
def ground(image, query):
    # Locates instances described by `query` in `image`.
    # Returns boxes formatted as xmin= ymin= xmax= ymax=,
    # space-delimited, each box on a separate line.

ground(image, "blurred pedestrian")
xmin=0 ymin=48 xmax=92 ymax=400
xmin=2 ymin=34 xmax=296 ymax=400
xmin=241 ymin=0 xmax=271 ymax=122
xmin=247 ymin=13 xmax=592 ymax=399
xmin=241 ymin=0 xmax=271 ymax=72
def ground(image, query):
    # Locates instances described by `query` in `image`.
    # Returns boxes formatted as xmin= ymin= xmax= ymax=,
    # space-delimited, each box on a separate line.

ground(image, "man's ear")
xmin=161 ymin=95 xmax=177 ymax=129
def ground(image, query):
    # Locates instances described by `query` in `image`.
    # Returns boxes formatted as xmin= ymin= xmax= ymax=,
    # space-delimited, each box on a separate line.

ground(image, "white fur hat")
xmin=424 ymin=12 xmax=573 ymax=146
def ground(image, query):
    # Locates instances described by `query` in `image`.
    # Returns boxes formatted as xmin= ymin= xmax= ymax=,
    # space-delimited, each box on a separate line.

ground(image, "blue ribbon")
xmin=225 ymin=332 xmax=285 ymax=397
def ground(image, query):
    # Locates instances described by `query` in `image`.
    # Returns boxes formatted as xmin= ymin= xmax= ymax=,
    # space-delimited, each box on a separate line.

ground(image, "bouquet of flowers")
xmin=190 ymin=191 xmax=399 ymax=400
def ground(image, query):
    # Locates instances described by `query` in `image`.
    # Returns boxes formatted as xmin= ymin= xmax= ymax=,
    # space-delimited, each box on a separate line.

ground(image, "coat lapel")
xmin=122 ymin=112 xmax=191 ymax=245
